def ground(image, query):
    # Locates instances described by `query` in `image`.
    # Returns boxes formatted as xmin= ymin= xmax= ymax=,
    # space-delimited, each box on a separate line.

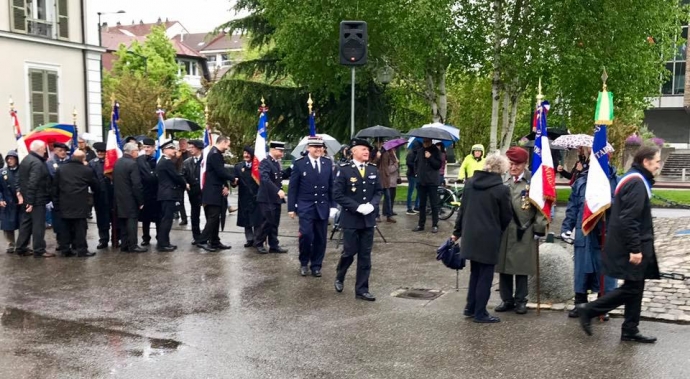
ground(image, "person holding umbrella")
xmin=412 ymin=138 xmax=442 ymax=233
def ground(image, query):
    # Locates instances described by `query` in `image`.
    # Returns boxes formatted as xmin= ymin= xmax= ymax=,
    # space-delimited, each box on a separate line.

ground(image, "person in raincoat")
xmin=0 ymin=151 xmax=21 ymax=253
xmin=561 ymin=162 xmax=618 ymax=318
xmin=458 ymin=144 xmax=486 ymax=182
xmin=495 ymin=147 xmax=547 ymax=315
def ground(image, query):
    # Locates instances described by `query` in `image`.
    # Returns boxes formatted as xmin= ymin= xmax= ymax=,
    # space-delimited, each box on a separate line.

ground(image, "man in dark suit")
xmin=333 ymin=138 xmax=383 ymax=301
xmin=173 ymin=138 xmax=189 ymax=225
xmin=182 ymin=140 xmax=204 ymax=245
xmin=156 ymin=140 xmax=187 ymax=252
xmin=89 ymin=142 xmax=113 ymax=249
xmin=288 ymin=137 xmax=337 ymax=277
xmin=137 ymin=137 xmax=160 ymax=246
xmin=232 ymin=146 xmax=261 ymax=248
xmin=113 ymin=142 xmax=147 ymax=253
xmin=197 ymin=136 xmax=235 ymax=252
xmin=255 ymin=141 xmax=289 ymax=254
xmin=53 ymin=150 xmax=98 ymax=257
xmin=578 ymin=146 xmax=661 ymax=343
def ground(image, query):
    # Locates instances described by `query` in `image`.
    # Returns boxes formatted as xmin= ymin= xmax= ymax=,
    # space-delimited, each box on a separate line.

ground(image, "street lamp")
xmin=97 ymin=10 xmax=126 ymax=47
xmin=376 ymin=64 xmax=395 ymax=87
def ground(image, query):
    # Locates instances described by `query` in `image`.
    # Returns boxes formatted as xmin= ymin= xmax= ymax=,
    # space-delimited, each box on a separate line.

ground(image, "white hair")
xmin=29 ymin=140 xmax=46 ymax=153
xmin=123 ymin=142 xmax=139 ymax=154
xmin=483 ymin=153 xmax=509 ymax=174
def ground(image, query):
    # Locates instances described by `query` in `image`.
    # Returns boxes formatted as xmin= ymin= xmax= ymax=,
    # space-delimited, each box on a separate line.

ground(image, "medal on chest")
xmin=521 ymin=184 xmax=531 ymax=210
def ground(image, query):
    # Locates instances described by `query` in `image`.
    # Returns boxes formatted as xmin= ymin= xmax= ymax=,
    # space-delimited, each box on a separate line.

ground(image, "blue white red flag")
xmin=252 ymin=106 xmax=268 ymax=184
xmin=582 ymin=124 xmax=613 ymax=235
xmin=155 ymin=107 xmax=165 ymax=161
xmin=528 ymin=100 xmax=556 ymax=221
xmin=308 ymin=111 xmax=316 ymax=137
xmin=199 ymin=123 xmax=214 ymax=190
xmin=104 ymin=102 xmax=122 ymax=176
xmin=10 ymin=104 xmax=29 ymax=161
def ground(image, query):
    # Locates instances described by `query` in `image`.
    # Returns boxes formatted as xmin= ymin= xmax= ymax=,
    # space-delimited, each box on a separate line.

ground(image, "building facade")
xmin=0 ymin=0 xmax=104 ymax=154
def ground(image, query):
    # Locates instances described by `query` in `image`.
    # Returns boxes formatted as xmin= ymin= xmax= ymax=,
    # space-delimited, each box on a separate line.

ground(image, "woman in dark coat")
xmin=232 ymin=146 xmax=262 ymax=247
xmin=0 ymin=151 xmax=20 ymax=253
xmin=578 ymin=146 xmax=661 ymax=343
xmin=452 ymin=153 xmax=512 ymax=323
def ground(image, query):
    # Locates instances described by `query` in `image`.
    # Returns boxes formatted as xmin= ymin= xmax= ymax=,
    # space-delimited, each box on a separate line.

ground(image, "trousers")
xmin=417 ymin=184 xmax=439 ymax=227
xmin=63 ymin=218 xmax=88 ymax=255
xmin=585 ymin=280 xmax=645 ymax=334
xmin=199 ymin=205 xmax=222 ymax=246
xmin=189 ymin=195 xmax=202 ymax=241
xmin=336 ymin=228 xmax=374 ymax=295
xmin=406 ymin=175 xmax=420 ymax=211
xmin=298 ymin=214 xmax=328 ymax=270
xmin=118 ymin=217 xmax=139 ymax=250
xmin=15 ymin=205 xmax=47 ymax=255
xmin=255 ymin=202 xmax=281 ymax=249
xmin=382 ymin=187 xmax=397 ymax=217
xmin=466 ymin=261 xmax=495 ymax=320
xmin=158 ymin=200 xmax=177 ymax=247
xmin=499 ymin=273 xmax=528 ymax=304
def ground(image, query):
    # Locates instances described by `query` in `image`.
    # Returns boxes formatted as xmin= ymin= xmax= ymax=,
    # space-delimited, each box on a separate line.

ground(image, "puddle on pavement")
xmin=1 ymin=307 xmax=181 ymax=359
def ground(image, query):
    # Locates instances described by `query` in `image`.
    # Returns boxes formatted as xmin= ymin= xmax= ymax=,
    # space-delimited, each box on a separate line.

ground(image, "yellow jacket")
xmin=458 ymin=144 xmax=486 ymax=180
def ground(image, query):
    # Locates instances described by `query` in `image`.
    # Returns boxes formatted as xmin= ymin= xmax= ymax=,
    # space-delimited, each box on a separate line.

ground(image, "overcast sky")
xmin=88 ymin=0 xmax=244 ymax=40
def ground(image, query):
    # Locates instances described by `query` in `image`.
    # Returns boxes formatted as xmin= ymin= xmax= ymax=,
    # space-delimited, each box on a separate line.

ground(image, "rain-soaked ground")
xmin=1 ymin=202 xmax=689 ymax=378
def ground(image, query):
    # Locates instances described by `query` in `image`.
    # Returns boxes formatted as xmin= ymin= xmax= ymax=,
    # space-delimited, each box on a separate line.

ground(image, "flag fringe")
xmin=527 ymin=198 xmax=553 ymax=223
xmin=582 ymin=204 xmax=610 ymax=236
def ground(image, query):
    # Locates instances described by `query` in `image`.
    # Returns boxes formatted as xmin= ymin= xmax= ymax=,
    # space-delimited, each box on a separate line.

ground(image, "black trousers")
xmin=53 ymin=210 xmax=69 ymax=252
xmin=118 ymin=217 xmax=139 ymax=250
xmin=382 ymin=187 xmax=397 ymax=217
xmin=63 ymin=218 xmax=88 ymax=254
xmin=190 ymin=197 xmax=202 ymax=241
xmin=244 ymin=227 xmax=257 ymax=244
xmin=298 ymin=215 xmax=328 ymax=270
xmin=466 ymin=261 xmax=495 ymax=320
xmin=417 ymin=184 xmax=439 ymax=227
xmin=15 ymin=205 xmax=47 ymax=255
xmin=585 ymin=280 xmax=645 ymax=334
xmin=158 ymin=200 xmax=177 ymax=247
xmin=94 ymin=201 xmax=111 ymax=244
xmin=199 ymin=205 xmax=222 ymax=246
xmin=336 ymin=228 xmax=374 ymax=295
xmin=255 ymin=202 xmax=281 ymax=249
xmin=178 ymin=196 xmax=188 ymax=220
xmin=499 ymin=273 xmax=529 ymax=304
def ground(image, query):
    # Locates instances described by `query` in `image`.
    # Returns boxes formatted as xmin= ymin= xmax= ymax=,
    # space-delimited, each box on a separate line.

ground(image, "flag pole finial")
xmin=110 ymin=93 xmax=115 ymax=105
xmin=157 ymin=97 xmax=162 ymax=109
xmin=9 ymin=96 xmax=14 ymax=112
xmin=204 ymin=104 xmax=210 ymax=128
xmin=536 ymin=78 xmax=544 ymax=103
xmin=72 ymin=107 xmax=78 ymax=125
xmin=307 ymin=94 xmax=313 ymax=114
xmin=601 ymin=67 xmax=608 ymax=91
xmin=261 ymin=96 xmax=266 ymax=108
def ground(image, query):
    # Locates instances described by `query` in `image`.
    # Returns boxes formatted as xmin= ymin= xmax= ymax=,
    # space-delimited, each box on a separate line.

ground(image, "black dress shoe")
xmin=568 ymin=305 xmax=582 ymax=318
xmin=244 ymin=241 xmax=254 ymax=248
xmin=474 ymin=316 xmax=501 ymax=323
xmin=334 ymin=280 xmax=344 ymax=293
xmin=210 ymin=243 xmax=231 ymax=250
xmin=412 ymin=226 xmax=424 ymax=232
xmin=463 ymin=309 xmax=473 ymax=317
xmin=191 ymin=240 xmax=200 ymax=246
xmin=431 ymin=226 xmax=439 ymax=234
xmin=96 ymin=243 xmax=108 ymax=250
xmin=62 ymin=251 xmax=76 ymax=257
xmin=515 ymin=302 xmax=527 ymax=314
xmin=577 ymin=304 xmax=593 ymax=336
xmin=256 ymin=246 xmax=269 ymax=254
xmin=179 ymin=219 xmax=188 ymax=226
xmin=269 ymin=246 xmax=288 ymax=254
xmin=197 ymin=243 xmax=218 ymax=252
xmin=77 ymin=251 xmax=96 ymax=257
xmin=141 ymin=241 xmax=150 ymax=246
xmin=300 ymin=266 xmax=308 ymax=276
xmin=621 ymin=332 xmax=657 ymax=343
xmin=495 ymin=301 xmax=515 ymax=312
xmin=131 ymin=246 xmax=148 ymax=253
xmin=356 ymin=292 xmax=376 ymax=301
xmin=311 ymin=269 xmax=322 ymax=277
xmin=157 ymin=246 xmax=176 ymax=252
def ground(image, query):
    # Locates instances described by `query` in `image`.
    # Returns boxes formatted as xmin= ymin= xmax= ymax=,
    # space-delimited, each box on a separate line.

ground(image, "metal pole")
xmin=683 ymin=168 xmax=686 ymax=182
xmin=536 ymin=240 xmax=541 ymax=316
xmin=351 ymin=66 xmax=355 ymax=139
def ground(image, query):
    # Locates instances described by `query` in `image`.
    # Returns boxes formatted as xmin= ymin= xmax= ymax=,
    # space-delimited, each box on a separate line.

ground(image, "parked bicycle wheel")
xmin=437 ymin=187 xmax=457 ymax=220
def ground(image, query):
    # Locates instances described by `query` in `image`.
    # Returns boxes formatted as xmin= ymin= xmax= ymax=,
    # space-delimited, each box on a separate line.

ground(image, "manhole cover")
xmin=391 ymin=288 xmax=444 ymax=300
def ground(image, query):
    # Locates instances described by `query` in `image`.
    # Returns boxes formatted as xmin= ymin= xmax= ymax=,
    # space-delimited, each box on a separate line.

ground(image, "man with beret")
xmin=255 ymin=141 xmax=290 ymax=254
xmin=232 ymin=146 xmax=262 ymax=248
xmin=46 ymin=142 xmax=71 ymax=255
xmin=156 ymin=140 xmax=187 ymax=252
xmin=494 ymin=146 xmax=547 ymax=315
xmin=89 ymin=142 xmax=114 ymax=249
xmin=288 ymin=136 xmax=338 ymax=277
xmin=182 ymin=139 xmax=204 ymax=244
xmin=137 ymin=137 xmax=160 ymax=246
xmin=333 ymin=138 xmax=383 ymax=301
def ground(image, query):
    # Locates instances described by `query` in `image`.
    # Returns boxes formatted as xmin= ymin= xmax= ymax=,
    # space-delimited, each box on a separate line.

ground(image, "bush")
xmin=651 ymin=137 xmax=665 ymax=147
xmin=625 ymin=135 xmax=642 ymax=146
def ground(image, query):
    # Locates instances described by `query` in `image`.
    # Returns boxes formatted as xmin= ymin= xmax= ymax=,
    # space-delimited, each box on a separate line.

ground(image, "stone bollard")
xmin=528 ymin=242 xmax=574 ymax=304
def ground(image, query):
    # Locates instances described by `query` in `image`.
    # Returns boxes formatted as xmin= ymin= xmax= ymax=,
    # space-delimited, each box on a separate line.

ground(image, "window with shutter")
xmin=10 ymin=0 xmax=27 ymax=32
xmin=29 ymin=69 xmax=59 ymax=128
xmin=57 ymin=0 xmax=69 ymax=39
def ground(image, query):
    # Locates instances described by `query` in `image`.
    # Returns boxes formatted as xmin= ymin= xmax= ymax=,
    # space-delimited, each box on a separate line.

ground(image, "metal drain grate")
xmin=391 ymin=288 xmax=444 ymax=300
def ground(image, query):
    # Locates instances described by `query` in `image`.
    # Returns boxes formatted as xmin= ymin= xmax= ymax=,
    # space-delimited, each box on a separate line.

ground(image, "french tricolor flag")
xmin=528 ymin=100 xmax=556 ymax=221
xmin=252 ymin=104 xmax=268 ymax=184
xmin=582 ymin=90 xmax=615 ymax=235
xmin=104 ymin=101 xmax=122 ymax=176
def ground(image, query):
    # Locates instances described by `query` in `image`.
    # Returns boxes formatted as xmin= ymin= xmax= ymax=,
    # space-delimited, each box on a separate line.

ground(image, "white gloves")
xmin=329 ymin=208 xmax=339 ymax=219
xmin=561 ymin=231 xmax=574 ymax=244
xmin=356 ymin=203 xmax=375 ymax=215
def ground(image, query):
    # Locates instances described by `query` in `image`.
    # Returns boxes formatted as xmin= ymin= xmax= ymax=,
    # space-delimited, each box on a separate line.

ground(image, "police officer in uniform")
xmin=288 ymin=136 xmax=338 ymax=277
xmin=46 ymin=142 xmax=70 ymax=254
xmin=137 ymin=138 xmax=160 ymax=246
xmin=182 ymin=140 xmax=204 ymax=245
xmin=333 ymin=138 xmax=383 ymax=301
xmin=89 ymin=142 xmax=113 ymax=249
xmin=156 ymin=140 xmax=186 ymax=252
xmin=255 ymin=141 xmax=290 ymax=254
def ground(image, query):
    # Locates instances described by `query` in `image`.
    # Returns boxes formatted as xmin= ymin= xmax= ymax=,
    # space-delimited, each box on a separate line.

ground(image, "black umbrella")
xmin=150 ymin=118 xmax=203 ymax=133
xmin=406 ymin=127 xmax=455 ymax=141
xmin=521 ymin=139 xmax=566 ymax=150
xmin=523 ymin=127 xmax=569 ymax=141
xmin=355 ymin=125 xmax=401 ymax=139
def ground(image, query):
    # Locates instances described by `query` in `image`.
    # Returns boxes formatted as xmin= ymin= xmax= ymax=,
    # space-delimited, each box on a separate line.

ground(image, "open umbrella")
xmin=291 ymin=134 xmax=342 ymax=158
xmin=553 ymin=134 xmax=614 ymax=151
xmin=406 ymin=127 xmax=455 ymax=141
xmin=382 ymin=138 xmax=408 ymax=151
xmin=24 ymin=123 xmax=75 ymax=145
xmin=355 ymin=125 xmax=401 ymax=139
xmin=520 ymin=139 xmax=567 ymax=150
xmin=522 ymin=127 xmax=569 ymax=141
xmin=150 ymin=118 xmax=202 ymax=133
xmin=407 ymin=122 xmax=459 ymax=148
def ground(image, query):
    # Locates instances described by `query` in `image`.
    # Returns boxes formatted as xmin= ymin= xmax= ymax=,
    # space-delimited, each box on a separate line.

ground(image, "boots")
xmin=568 ymin=293 xmax=588 ymax=318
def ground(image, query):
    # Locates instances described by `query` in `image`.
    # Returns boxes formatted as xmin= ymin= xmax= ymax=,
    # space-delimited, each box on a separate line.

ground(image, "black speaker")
xmin=339 ymin=21 xmax=367 ymax=66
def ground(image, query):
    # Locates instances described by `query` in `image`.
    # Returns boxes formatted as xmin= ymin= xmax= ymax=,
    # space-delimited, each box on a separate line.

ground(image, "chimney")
xmin=157 ymin=17 xmax=162 ymax=24
xmin=131 ymin=20 xmax=135 ymax=25
xmin=116 ymin=21 xmax=121 ymax=26
xmin=165 ymin=17 xmax=169 ymax=22
xmin=139 ymin=20 xmax=144 ymax=25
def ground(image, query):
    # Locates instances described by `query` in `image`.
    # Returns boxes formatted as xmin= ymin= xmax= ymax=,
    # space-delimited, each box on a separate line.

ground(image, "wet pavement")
xmin=1 ymin=204 xmax=689 ymax=378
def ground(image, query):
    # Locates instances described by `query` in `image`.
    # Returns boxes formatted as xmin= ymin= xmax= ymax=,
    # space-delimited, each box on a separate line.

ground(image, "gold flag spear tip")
xmin=9 ymin=96 xmax=14 ymax=110
xmin=307 ymin=94 xmax=313 ymax=113
xmin=601 ymin=67 xmax=608 ymax=91
xmin=261 ymin=96 xmax=266 ymax=108
xmin=536 ymin=78 xmax=544 ymax=102
xmin=72 ymin=107 xmax=78 ymax=124
xmin=157 ymin=97 xmax=162 ymax=109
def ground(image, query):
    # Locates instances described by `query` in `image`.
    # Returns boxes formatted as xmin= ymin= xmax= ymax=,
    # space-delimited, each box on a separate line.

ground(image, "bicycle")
xmin=425 ymin=180 xmax=463 ymax=221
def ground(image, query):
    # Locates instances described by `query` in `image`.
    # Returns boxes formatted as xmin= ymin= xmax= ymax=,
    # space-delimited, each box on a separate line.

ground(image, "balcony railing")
xmin=27 ymin=19 xmax=53 ymax=39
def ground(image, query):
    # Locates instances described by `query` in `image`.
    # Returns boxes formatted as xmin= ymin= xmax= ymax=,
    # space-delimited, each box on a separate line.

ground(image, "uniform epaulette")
xmin=339 ymin=162 xmax=349 ymax=167
xmin=322 ymin=155 xmax=331 ymax=160
xmin=367 ymin=163 xmax=376 ymax=167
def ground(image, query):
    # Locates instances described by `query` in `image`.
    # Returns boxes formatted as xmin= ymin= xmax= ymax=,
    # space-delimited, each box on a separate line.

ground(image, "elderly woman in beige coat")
xmin=378 ymin=148 xmax=400 ymax=223
xmin=495 ymin=147 xmax=547 ymax=315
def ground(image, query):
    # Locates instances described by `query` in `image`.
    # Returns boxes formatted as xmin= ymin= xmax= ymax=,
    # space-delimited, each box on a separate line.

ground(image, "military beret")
xmin=350 ymin=138 xmax=372 ymax=149
xmin=269 ymin=141 xmax=285 ymax=150
xmin=506 ymin=146 xmax=529 ymax=164
xmin=53 ymin=142 xmax=69 ymax=150
xmin=189 ymin=139 xmax=204 ymax=149
xmin=142 ymin=137 xmax=156 ymax=146
xmin=92 ymin=142 xmax=106 ymax=152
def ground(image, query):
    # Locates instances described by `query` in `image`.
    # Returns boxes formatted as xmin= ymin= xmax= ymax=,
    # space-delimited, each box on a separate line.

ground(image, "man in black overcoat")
xmin=182 ymin=140 xmax=204 ymax=244
xmin=333 ymin=139 xmax=383 ymax=301
xmin=156 ymin=140 xmax=187 ymax=251
xmin=137 ymin=138 xmax=160 ymax=246
xmin=578 ymin=146 xmax=661 ymax=343
xmin=113 ymin=142 xmax=146 ymax=253
xmin=196 ymin=136 xmax=235 ymax=252
xmin=89 ymin=142 xmax=113 ymax=249
xmin=232 ymin=146 xmax=262 ymax=248
xmin=255 ymin=141 xmax=289 ymax=254
xmin=53 ymin=150 xmax=98 ymax=257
